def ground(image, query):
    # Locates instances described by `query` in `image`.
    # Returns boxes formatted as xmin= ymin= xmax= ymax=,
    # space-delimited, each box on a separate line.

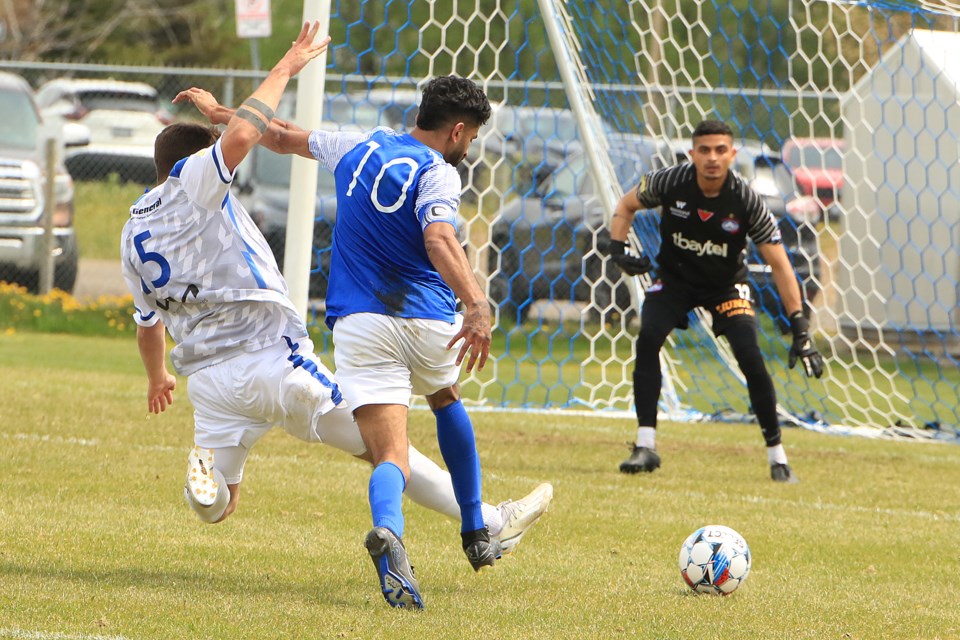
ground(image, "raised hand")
xmin=172 ymin=87 xmax=222 ymax=123
xmin=274 ymin=21 xmax=332 ymax=78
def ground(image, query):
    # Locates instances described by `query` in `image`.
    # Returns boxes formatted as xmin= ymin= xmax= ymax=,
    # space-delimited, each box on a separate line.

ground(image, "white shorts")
xmin=332 ymin=313 xmax=464 ymax=411
xmin=187 ymin=337 xmax=366 ymax=471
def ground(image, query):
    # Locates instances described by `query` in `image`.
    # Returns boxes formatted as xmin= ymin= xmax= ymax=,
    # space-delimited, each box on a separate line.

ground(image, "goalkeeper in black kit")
xmin=607 ymin=119 xmax=823 ymax=482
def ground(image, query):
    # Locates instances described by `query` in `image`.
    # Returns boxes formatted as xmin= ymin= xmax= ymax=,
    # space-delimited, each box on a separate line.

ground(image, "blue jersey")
xmin=308 ymin=128 xmax=463 ymax=329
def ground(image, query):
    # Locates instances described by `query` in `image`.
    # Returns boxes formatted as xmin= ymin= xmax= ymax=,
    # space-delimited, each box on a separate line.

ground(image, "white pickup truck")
xmin=0 ymin=72 xmax=80 ymax=293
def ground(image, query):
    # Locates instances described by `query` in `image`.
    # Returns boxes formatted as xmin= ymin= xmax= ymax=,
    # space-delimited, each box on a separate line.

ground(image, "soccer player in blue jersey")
xmin=126 ymin=29 xmax=552 ymax=575
xmin=319 ymin=77 xmax=498 ymax=609
xmin=326 ymin=77 xmax=496 ymax=609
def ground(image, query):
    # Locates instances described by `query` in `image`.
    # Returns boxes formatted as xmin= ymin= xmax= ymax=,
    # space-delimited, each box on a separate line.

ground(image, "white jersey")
xmin=121 ymin=139 xmax=307 ymax=376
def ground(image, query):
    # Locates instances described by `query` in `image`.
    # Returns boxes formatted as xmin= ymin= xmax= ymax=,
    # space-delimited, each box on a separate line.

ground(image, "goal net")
xmin=319 ymin=0 xmax=959 ymax=439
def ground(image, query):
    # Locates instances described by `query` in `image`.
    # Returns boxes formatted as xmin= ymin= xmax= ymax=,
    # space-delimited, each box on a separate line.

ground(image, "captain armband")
xmin=242 ymin=97 xmax=276 ymax=122
xmin=234 ymin=107 xmax=268 ymax=134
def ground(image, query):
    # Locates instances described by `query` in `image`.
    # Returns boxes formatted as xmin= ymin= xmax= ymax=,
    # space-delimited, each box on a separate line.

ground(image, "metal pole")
xmin=224 ymin=75 xmax=235 ymax=115
xmin=285 ymin=0 xmax=330 ymax=318
xmin=250 ymin=38 xmax=261 ymax=71
xmin=38 ymin=137 xmax=57 ymax=293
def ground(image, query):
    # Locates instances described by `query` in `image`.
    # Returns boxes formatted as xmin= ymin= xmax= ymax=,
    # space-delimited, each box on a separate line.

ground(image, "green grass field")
xmin=1 ymin=332 xmax=959 ymax=639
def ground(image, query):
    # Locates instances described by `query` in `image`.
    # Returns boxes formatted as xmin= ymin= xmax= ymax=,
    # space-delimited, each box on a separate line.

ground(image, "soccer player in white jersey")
xmin=123 ymin=28 xmax=552 ymax=574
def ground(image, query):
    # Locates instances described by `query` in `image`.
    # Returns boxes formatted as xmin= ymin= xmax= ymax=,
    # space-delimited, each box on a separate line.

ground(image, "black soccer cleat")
xmin=461 ymin=527 xmax=497 ymax=571
xmin=619 ymin=445 xmax=661 ymax=474
xmin=364 ymin=527 xmax=424 ymax=609
xmin=770 ymin=462 xmax=799 ymax=483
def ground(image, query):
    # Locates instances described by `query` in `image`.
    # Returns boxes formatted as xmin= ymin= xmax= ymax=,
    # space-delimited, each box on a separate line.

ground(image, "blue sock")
xmin=369 ymin=461 xmax=406 ymax=539
xmin=434 ymin=400 xmax=484 ymax=532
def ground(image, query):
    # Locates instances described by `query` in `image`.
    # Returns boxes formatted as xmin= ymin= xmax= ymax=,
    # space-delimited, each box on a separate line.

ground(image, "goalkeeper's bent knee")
xmin=184 ymin=466 xmax=230 ymax=523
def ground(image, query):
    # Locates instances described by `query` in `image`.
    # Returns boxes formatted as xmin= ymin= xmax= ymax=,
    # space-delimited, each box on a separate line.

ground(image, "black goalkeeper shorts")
xmin=640 ymin=276 xmax=757 ymax=337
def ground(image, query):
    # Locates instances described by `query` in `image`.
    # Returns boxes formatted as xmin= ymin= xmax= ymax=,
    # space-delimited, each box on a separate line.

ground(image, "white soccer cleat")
xmin=494 ymin=482 xmax=554 ymax=555
xmin=185 ymin=446 xmax=219 ymax=507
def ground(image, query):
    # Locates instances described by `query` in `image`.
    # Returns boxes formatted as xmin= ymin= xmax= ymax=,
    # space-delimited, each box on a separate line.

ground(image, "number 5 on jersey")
xmin=134 ymin=230 xmax=171 ymax=292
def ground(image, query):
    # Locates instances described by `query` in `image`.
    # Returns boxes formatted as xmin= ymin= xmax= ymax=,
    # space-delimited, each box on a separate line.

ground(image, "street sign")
xmin=236 ymin=0 xmax=272 ymax=39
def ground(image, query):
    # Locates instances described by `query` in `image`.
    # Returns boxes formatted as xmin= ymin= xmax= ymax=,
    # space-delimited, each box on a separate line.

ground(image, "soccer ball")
xmin=678 ymin=525 xmax=751 ymax=595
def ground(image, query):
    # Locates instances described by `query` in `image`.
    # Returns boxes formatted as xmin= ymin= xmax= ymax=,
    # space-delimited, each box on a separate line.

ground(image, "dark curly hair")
xmin=154 ymin=122 xmax=219 ymax=182
xmin=416 ymin=76 xmax=491 ymax=131
xmin=692 ymin=119 xmax=734 ymax=142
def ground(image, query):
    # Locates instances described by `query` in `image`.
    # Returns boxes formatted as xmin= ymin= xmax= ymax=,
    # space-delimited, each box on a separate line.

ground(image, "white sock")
xmin=767 ymin=444 xmax=788 ymax=465
xmin=635 ymin=426 xmax=657 ymax=450
xmin=405 ymin=446 xmax=501 ymax=531
xmin=482 ymin=502 xmax=503 ymax=536
xmin=405 ymin=446 xmax=461 ymax=520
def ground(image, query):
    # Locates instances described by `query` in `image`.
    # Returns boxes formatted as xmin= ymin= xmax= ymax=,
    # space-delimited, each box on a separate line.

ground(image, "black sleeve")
xmin=635 ymin=164 xmax=690 ymax=209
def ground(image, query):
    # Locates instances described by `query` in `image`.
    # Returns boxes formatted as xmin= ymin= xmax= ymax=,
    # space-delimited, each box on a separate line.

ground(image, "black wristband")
xmin=234 ymin=107 xmax=267 ymax=134
xmin=610 ymin=240 xmax=627 ymax=255
xmin=789 ymin=310 xmax=809 ymax=336
xmin=242 ymin=97 xmax=275 ymax=121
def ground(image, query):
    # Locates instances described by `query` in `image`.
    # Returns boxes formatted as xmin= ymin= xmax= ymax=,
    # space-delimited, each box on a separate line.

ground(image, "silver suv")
xmin=0 ymin=72 xmax=79 ymax=293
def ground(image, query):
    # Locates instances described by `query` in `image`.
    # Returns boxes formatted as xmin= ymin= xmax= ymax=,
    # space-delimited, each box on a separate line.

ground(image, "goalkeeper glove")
xmin=608 ymin=240 xmax=652 ymax=276
xmin=788 ymin=311 xmax=824 ymax=378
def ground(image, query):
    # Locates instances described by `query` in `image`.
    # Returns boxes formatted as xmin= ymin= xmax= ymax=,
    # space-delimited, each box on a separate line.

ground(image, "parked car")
xmin=314 ymin=88 xmax=419 ymax=131
xmin=487 ymin=135 xmax=668 ymax=323
xmin=0 ymin=72 xmax=80 ymax=293
xmin=487 ymin=105 xmax=620 ymax=194
xmin=781 ymin=136 xmax=844 ymax=205
xmin=35 ymin=79 xmax=169 ymax=184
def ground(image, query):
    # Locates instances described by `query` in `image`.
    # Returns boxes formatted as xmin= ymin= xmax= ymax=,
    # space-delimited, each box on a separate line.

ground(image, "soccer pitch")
xmin=1 ymin=333 xmax=958 ymax=639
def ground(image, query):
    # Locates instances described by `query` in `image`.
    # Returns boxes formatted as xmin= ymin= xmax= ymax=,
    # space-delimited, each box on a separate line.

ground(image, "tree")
xmin=0 ymin=0 xmax=241 ymax=65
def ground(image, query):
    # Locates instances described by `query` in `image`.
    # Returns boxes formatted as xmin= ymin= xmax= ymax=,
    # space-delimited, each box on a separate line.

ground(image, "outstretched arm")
xmin=172 ymin=22 xmax=329 ymax=172
xmin=173 ymin=87 xmax=313 ymax=158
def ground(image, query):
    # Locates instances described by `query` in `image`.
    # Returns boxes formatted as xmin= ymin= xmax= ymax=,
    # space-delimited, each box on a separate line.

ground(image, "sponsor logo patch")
xmin=132 ymin=198 xmax=162 ymax=216
xmin=721 ymin=217 xmax=740 ymax=233
xmin=697 ymin=209 xmax=714 ymax=222
xmin=670 ymin=207 xmax=690 ymax=219
xmin=672 ymin=232 xmax=729 ymax=257
xmin=715 ymin=297 xmax=755 ymax=318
